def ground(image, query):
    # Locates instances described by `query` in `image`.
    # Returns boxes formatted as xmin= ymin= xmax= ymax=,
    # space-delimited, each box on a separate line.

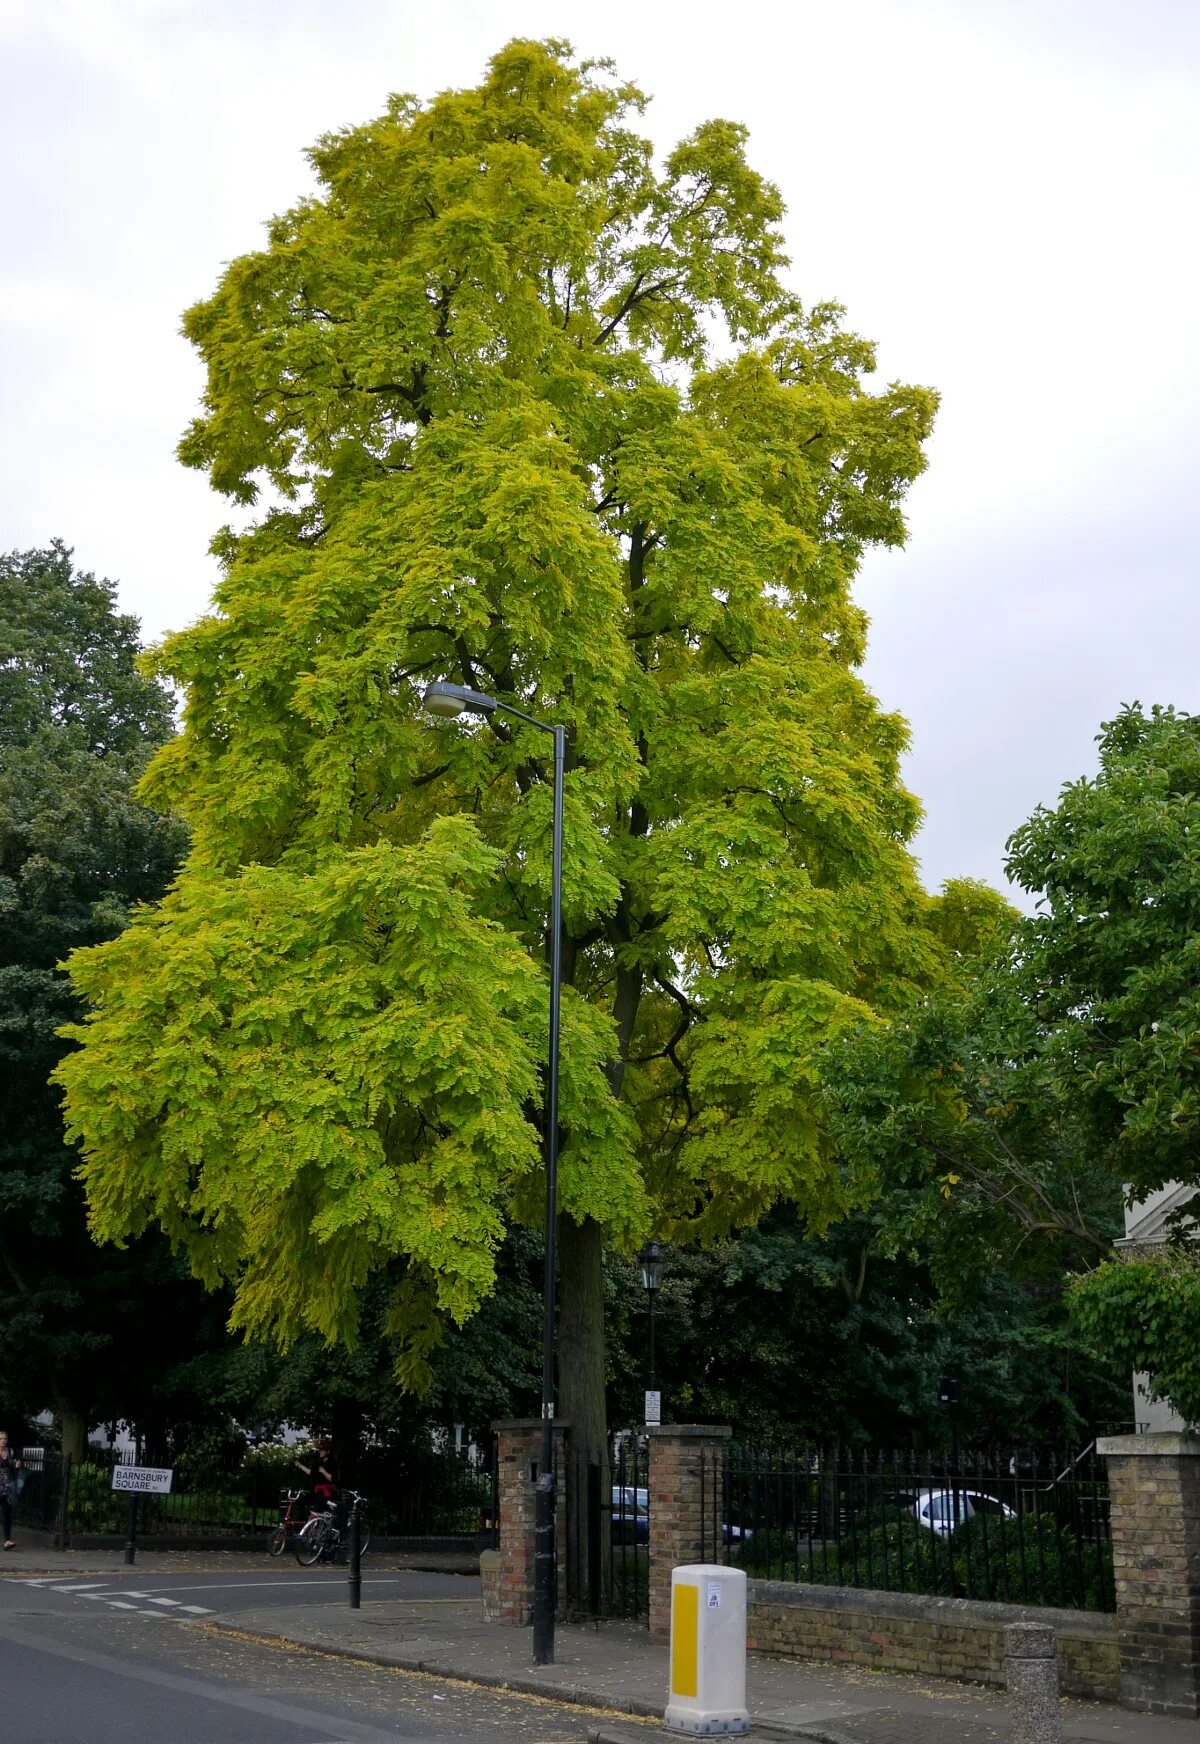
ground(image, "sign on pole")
xmin=111 ymin=1466 xmax=173 ymax=1495
xmin=645 ymin=1390 xmax=662 ymax=1427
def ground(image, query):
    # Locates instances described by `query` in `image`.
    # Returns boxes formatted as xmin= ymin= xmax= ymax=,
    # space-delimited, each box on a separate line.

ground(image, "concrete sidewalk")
xmin=208 ymin=1593 xmax=1194 ymax=1744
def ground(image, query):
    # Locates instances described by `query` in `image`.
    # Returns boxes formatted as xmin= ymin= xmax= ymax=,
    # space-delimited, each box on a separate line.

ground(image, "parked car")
xmin=912 ymin=1488 xmax=1017 ymax=1538
xmin=609 ymin=1485 xmax=752 ymax=1546
xmin=611 ymin=1484 xmax=649 ymax=1543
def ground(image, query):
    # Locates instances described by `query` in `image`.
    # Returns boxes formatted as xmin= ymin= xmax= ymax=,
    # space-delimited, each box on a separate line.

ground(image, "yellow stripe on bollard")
xmin=671 ymin=1581 xmax=699 ymax=1698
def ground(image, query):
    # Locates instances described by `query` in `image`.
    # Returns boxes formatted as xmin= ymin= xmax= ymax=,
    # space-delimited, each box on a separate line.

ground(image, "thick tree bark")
xmin=557 ymin=1213 xmax=608 ymax=1612
xmin=331 ymin=1394 xmax=364 ymax=1488
xmin=56 ymin=1402 xmax=87 ymax=1464
xmin=558 ymin=1213 xmax=607 ymax=1450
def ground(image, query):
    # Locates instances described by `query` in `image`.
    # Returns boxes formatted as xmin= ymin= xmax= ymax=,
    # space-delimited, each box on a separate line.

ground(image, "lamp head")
xmin=422 ymin=681 xmax=498 ymax=719
xmin=639 ymin=1239 xmax=664 ymax=1295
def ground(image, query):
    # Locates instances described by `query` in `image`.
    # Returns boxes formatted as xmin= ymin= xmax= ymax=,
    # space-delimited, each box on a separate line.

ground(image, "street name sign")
xmin=111 ymin=1466 xmax=173 ymax=1495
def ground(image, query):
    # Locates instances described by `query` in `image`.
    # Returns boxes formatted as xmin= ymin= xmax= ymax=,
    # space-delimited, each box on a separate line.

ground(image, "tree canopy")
xmin=0 ymin=542 xmax=190 ymax=1453
xmin=825 ymin=704 xmax=1200 ymax=1431
xmin=57 ymin=40 xmax=956 ymax=1439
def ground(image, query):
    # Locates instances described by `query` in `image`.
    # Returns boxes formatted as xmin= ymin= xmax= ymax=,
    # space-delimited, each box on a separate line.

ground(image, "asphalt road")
xmin=0 ymin=1568 xmax=597 ymax=1744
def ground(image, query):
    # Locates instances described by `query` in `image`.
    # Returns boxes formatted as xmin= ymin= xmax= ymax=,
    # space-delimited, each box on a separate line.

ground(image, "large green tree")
xmin=1013 ymin=704 xmax=1200 ymax=1426
xmin=826 ymin=705 xmax=1200 ymax=1429
xmin=0 ymin=542 xmax=190 ymax=1454
xmin=58 ymin=41 xmax=953 ymax=1460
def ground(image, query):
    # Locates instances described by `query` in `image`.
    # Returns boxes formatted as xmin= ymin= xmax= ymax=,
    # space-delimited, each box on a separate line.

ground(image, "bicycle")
xmin=268 ymin=1488 xmax=314 ymax=1557
xmin=294 ymin=1490 xmax=371 ymax=1566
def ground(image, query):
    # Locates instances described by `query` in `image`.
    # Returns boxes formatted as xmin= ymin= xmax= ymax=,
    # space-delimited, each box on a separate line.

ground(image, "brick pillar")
xmin=491 ymin=1418 xmax=570 ymax=1626
xmin=1098 ymin=1432 xmax=1200 ymax=1716
xmin=647 ymin=1424 xmax=732 ymax=1642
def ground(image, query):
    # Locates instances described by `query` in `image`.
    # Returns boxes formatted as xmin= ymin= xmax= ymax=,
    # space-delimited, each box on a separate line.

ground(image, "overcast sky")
xmin=3 ymin=0 xmax=1198 ymax=901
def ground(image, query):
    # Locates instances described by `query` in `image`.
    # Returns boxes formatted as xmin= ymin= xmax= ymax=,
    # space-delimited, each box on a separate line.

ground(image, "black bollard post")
xmin=348 ymin=1497 xmax=361 ymax=1610
xmin=124 ymin=1491 xmax=138 ymax=1566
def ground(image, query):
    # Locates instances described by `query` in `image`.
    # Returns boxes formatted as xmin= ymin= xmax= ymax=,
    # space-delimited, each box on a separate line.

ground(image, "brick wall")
xmin=1099 ymin=1432 xmax=1200 ymax=1717
xmin=492 ymin=1419 xmax=569 ymax=1626
xmin=480 ymin=1548 xmax=502 ymax=1622
xmin=647 ymin=1425 xmax=731 ymax=1641
xmin=746 ymin=1580 xmax=1118 ymax=1701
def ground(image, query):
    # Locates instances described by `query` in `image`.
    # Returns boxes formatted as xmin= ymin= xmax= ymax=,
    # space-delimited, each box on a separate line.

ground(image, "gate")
xmin=562 ymin=1432 xmax=649 ymax=1626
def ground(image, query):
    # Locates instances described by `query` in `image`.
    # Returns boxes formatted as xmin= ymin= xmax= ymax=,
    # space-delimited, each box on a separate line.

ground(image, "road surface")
xmin=0 ymin=1565 xmax=596 ymax=1744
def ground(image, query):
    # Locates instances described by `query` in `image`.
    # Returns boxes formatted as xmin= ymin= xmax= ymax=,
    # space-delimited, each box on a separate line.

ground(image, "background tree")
xmin=0 ymin=542 xmax=190 ymax=1455
xmin=58 ymin=41 xmax=954 ymax=1472
xmin=824 ymin=704 xmax=1200 ymax=1434
xmin=606 ymin=1211 xmax=1125 ymax=1449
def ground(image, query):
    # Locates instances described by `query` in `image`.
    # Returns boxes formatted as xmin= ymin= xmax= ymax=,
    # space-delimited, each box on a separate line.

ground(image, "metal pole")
xmin=56 ymin=1454 xmax=72 ymax=1551
xmin=348 ymin=1496 xmax=362 ymax=1609
xmin=124 ymin=1491 xmax=138 ymax=1566
xmin=649 ymin=1288 xmax=656 ymax=1394
xmin=532 ymin=722 xmax=565 ymax=1668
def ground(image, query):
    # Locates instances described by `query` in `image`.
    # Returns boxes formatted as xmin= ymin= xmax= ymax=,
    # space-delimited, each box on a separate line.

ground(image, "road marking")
xmin=48 ymin=1582 xmax=110 ymax=1592
xmin=102 ymin=1573 xmax=454 ymax=1596
xmin=177 ymin=1605 xmax=214 ymax=1614
xmin=145 ymin=1596 xmax=183 ymax=1606
xmin=106 ymin=1601 xmax=140 ymax=1610
xmin=80 ymin=1591 xmax=117 ymax=1600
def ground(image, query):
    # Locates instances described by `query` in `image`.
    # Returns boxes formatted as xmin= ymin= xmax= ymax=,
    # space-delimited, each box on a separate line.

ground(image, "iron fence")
xmin=13 ymin=1444 xmax=494 ymax=1545
xmin=700 ymin=1443 xmax=1114 ymax=1613
xmin=562 ymin=1433 xmax=649 ymax=1625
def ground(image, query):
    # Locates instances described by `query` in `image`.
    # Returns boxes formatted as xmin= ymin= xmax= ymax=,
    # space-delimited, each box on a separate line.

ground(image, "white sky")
xmin=3 ymin=0 xmax=1198 ymax=900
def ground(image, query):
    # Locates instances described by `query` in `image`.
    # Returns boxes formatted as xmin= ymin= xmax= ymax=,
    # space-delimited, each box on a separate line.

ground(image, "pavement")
xmin=4 ymin=1550 xmax=1198 ymax=1742
xmin=201 ymin=1587 xmax=1193 ymax=1744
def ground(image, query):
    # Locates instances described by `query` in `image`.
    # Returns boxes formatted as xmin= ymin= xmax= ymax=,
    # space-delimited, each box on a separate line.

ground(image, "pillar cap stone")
xmin=645 ymin=1423 xmax=732 ymax=1439
xmin=1097 ymin=1432 xmax=1200 ymax=1457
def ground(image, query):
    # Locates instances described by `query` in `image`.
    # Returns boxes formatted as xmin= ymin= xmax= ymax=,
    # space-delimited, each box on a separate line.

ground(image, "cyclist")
xmin=294 ymin=1438 xmax=339 ymax=1518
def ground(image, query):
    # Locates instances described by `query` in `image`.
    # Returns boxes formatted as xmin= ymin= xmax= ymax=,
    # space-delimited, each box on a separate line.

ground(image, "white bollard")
xmin=664 ymin=1564 xmax=750 ymax=1736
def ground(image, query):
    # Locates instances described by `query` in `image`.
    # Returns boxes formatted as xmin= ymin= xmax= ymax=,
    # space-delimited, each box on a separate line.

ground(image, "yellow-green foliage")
xmin=58 ymin=40 xmax=952 ymax=1379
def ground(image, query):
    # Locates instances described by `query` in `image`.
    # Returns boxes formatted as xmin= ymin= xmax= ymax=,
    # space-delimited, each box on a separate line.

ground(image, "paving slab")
xmin=207 ymin=1596 xmax=1199 ymax=1744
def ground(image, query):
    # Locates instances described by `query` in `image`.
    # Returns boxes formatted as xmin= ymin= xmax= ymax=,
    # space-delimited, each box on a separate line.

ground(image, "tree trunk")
xmin=56 ymin=1403 xmax=87 ymax=1464
xmin=557 ymin=1213 xmax=608 ymax=1613
xmin=331 ymin=1394 xmax=364 ymax=1488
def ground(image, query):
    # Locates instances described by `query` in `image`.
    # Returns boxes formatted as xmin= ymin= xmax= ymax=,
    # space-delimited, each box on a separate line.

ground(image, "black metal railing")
xmin=699 ymin=1443 xmax=1114 ymax=1613
xmin=16 ymin=1443 xmax=494 ymax=1545
xmin=562 ymin=1433 xmax=649 ymax=1625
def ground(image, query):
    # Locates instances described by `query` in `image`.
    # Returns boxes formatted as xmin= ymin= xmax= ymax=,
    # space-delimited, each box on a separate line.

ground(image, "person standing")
xmin=294 ymin=1439 xmax=338 ymax=1509
xmin=0 ymin=1433 xmax=23 ymax=1549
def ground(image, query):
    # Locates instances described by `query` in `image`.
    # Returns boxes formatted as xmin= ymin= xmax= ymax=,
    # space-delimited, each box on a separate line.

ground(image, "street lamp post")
xmin=422 ymin=681 xmax=564 ymax=1667
xmin=639 ymin=1240 xmax=663 ymax=1422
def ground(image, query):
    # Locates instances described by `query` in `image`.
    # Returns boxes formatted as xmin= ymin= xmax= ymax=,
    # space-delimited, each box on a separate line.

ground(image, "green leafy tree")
xmin=608 ymin=1207 xmax=1123 ymax=1451
xmin=1006 ymin=705 xmax=1200 ymax=1200
xmin=826 ymin=705 xmax=1200 ymax=1430
xmin=58 ymin=40 xmax=950 ymax=1462
xmin=0 ymin=542 xmax=190 ymax=1455
xmin=1006 ymin=703 xmax=1200 ymax=1426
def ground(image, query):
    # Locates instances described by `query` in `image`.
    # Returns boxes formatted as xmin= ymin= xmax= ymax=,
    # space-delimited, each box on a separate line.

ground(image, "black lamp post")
xmin=422 ymin=680 xmax=564 ymax=1668
xmin=638 ymin=1240 xmax=664 ymax=1396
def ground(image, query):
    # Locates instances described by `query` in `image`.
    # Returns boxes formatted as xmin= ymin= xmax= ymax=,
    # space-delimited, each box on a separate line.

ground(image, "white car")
xmin=912 ymin=1488 xmax=1017 ymax=1538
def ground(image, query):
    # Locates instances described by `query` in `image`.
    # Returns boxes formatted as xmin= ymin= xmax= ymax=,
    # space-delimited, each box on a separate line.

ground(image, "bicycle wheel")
xmin=357 ymin=1509 xmax=371 ymax=1556
xmin=267 ymin=1524 xmax=288 ymax=1557
xmin=295 ymin=1515 xmax=329 ymax=1567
